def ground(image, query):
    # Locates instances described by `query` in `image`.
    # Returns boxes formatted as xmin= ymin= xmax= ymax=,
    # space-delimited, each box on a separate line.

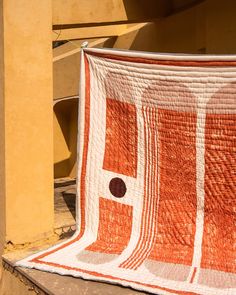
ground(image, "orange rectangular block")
xmin=86 ymin=197 xmax=133 ymax=254
xmin=149 ymin=109 xmax=197 ymax=265
xmin=201 ymin=114 xmax=236 ymax=273
xmin=103 ymin=98 xmax=137 ymax=177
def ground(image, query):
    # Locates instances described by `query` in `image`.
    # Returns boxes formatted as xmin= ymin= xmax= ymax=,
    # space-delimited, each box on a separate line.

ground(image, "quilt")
xmin=17 ymin=48 xmax=236 ymax=295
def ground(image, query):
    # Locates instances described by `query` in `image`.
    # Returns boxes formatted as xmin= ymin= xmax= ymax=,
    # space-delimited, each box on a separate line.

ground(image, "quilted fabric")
xmin=17 ymin=48 xmax=236 ymax=295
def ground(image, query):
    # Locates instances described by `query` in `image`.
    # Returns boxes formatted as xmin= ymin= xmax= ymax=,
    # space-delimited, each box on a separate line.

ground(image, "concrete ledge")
xmin=2 ymin=257 xmax=149 ymax=295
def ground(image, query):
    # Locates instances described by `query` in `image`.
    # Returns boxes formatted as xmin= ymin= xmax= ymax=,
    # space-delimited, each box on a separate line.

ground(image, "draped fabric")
xmin=17 ymin=48 xmax=236 ymax=295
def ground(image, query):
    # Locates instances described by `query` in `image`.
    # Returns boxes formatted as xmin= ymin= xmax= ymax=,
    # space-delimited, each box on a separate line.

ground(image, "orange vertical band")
xmin=103 ymin=98 xmax=137 ymax=177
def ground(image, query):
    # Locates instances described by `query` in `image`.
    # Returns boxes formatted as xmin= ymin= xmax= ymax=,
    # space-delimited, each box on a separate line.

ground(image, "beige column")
xmin=0 ymin=0 xmax=54 ymax=252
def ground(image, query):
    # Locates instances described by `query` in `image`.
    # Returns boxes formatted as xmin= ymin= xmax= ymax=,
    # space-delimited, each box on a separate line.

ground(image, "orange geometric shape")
xmin=103 ymin=98 xmax=137 ymax=177
xmin=86 ymin=197 xmax=133 ymax=254
xmin=149 ymin=108 xmax=197 ymax=265
xmin=201 ymin=113 xmax=236 ymax=273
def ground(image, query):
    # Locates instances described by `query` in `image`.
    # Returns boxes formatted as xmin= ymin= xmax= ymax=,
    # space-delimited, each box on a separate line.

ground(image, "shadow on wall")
xmin=113 ymin=15 xmax=204 ymax=54
xmin=113 ymin=23 xmax=162 ymax=52
xmin=122 ymin=0 xmax=172 ymax=20
xmin=54 ymin=97 xmax=78 ymax=179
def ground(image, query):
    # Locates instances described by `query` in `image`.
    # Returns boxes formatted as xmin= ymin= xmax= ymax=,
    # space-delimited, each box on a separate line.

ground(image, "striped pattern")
xmin=120 ymin=106 xmax=159 ymax=269
xmin=17 ymin=48 xmax=236 ymax=295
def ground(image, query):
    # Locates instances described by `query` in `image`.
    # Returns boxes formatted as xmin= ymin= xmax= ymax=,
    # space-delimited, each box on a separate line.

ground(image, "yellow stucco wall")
xmin=0 ymin=0 xmax=234 ymax=289
xmin=0 ymin=0 xmax=234 ymax=290
xmin=0 ymin=0 xmax=54 ymax=247
xmin=0 ymin=1 xmax=6 ymax=264
xmin=0 ymin=0 xmax=233 ymax=247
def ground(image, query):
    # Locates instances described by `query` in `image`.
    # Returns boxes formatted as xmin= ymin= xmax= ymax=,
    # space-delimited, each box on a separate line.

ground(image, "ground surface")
xmin=54 ymin=177 xmax=76 ymax=230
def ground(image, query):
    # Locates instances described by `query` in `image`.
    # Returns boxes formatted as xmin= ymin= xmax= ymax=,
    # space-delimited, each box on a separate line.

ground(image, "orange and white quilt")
xmin=17 ymin=48 xmax=236 ymax=295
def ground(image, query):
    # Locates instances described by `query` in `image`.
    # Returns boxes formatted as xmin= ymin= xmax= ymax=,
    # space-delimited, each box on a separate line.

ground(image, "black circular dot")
xmin=109 ymin=177 xmax=127 ymax=198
